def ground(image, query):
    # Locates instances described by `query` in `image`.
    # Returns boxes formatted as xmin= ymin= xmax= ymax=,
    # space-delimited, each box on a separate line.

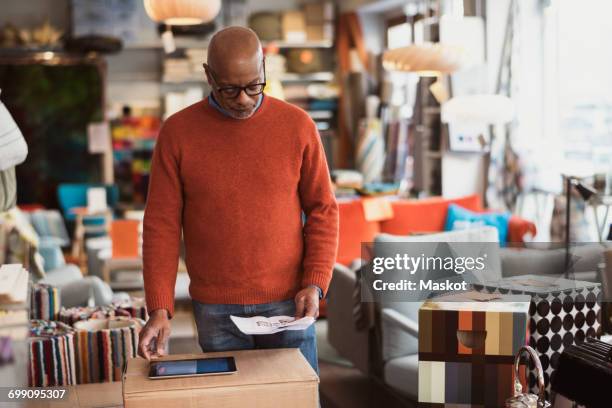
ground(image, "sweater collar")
xmin=208 ymin=92 xmax=264 ymax=118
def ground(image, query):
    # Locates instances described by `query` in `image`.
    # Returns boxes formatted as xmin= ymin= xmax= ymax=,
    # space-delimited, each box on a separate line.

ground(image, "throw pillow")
xmin=445 ymin=203 xmax=511 ymax=245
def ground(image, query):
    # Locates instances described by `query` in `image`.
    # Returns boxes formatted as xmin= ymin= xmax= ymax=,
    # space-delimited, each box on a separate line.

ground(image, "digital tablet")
xmin=148 ymin=356 xmax=237 ymax=379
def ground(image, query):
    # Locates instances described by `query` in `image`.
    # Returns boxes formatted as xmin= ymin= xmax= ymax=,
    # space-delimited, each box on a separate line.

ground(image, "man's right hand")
xmin=138 ymin=309 xmax=171 ymax=360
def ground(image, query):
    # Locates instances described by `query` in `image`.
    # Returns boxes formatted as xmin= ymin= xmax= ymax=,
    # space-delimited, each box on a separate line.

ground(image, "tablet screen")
xmin=149 ymin=357 xmax=237 ymax=378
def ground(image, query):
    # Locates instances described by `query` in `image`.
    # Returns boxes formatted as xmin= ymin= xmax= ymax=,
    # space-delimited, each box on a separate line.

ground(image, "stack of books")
xmin=0 ymin=264 xmax=30 ymax=340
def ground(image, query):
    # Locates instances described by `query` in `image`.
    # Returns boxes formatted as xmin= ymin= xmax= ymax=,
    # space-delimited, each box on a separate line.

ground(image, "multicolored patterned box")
xmin=473 ymin=274 xmax=601 ymax=400
xmin=418 ymin=291 xmax=531 ymax=406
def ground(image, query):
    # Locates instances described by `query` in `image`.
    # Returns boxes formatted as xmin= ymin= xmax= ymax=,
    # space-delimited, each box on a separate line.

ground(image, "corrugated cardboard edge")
xmin=122 ymin=348 xmax=319 ymax=403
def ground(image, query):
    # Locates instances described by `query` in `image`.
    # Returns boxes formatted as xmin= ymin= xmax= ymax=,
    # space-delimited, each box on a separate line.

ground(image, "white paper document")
xmin=230 ymin=315 xmax=316 ymax=335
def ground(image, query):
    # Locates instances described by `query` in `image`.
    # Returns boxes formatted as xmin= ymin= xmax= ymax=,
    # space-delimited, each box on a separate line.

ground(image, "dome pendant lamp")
xmin=144 ymin=0 xmax=221 ymax=26
xmin=382 ymin=43 xmax=465 ymax=76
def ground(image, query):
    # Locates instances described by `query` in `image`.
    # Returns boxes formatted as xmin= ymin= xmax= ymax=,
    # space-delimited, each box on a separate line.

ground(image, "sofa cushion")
xmin=445 ymin=203 xmax=511 ymax=245
xmin=507 ymin=215 xmax=537 ymax=243
xmin=380 ymin=194 xmax=482 ymax=236
xmin=384 ymin=354 xmax=419 ymax=399
xmin=337 ymin=199 xmax=380 ymax=265
xmin=500 ymin=244 xmax=607 ymax=278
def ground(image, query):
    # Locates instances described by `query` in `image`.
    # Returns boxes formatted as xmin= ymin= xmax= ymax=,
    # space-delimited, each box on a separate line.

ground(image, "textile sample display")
xmin=28 ymin=320 xmax=77 ymax=387
xmin=72 ymin=317 xmax=144 ymax=383
xmin=111 ymin=297 xmax=148 ymax=320
xmin=58 ymin=297 xmax=148 ymax=326
xmin=30 ymin=283 xmax=60 ymax=321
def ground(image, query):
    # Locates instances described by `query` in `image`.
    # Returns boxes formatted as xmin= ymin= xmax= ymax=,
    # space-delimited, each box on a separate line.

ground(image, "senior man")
xmin=137 ymin=26 xmax=338 ymax=373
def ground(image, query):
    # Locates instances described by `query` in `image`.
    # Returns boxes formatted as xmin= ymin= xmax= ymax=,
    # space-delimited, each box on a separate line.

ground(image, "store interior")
xmin=1 ymin=0 xmax=612 ymax=407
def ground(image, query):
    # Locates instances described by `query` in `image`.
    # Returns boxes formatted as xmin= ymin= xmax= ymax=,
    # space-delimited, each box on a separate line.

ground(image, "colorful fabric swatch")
xmin=418 ymin=359 xmax=519 ymax=407
xmin=58 ymin=297 xmax=148 ymax=326
xmin=111 ymin=297 xmax=148 ymax=320
xmin=30 ymin=283 xmax=60 ymax=321
xmin=72 ymin=317 xmax=143 ymax=384
xmin=418 ymin=292 xmax=530 ymax=406
xmin=28 ymin=320 xmax=77 ymax=387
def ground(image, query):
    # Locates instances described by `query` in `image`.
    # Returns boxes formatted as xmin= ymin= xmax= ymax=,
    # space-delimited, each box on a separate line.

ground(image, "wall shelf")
xmin=262 ymin=40 xmax=333 ymax=49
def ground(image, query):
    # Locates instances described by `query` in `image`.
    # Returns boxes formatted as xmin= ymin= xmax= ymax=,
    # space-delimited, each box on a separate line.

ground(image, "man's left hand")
xmin=294 ymin=286 xmax=319 ymax=320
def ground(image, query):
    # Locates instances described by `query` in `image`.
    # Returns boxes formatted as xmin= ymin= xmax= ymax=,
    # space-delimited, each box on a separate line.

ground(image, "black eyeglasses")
xmin=205 ymin=60 xmax=266 ymax=99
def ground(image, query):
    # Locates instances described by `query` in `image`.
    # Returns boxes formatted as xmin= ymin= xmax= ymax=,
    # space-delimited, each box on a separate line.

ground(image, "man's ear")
xmin=203 ymin=63 xmax=213 ymax=86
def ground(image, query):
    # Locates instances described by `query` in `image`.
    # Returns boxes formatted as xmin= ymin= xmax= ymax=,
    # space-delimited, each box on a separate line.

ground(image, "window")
xmin=543 ymin=0 xmax=612 ymax=176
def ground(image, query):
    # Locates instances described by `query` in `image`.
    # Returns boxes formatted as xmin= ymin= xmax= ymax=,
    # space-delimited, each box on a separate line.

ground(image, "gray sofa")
xmin=326 ymin=228 xmax=609 ymax=400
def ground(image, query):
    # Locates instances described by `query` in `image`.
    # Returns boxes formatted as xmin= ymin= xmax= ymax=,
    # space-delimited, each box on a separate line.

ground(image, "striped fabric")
xmin=111 ymin=297 xmax=148 ymax=320
xmin=28 ymin=320 xmax=77 ymax=387
xmin=58 ymin=297 xmax=148 ymax=326
xmin=72 ymin=317 xmax=143 ymax=384
xmin=418 ymin=294 xmax=530 ymax=405
xmin=355 ymin=118 xmax=385 ymax=184
xmin=30 ymin=283 xmax=60 ymax=321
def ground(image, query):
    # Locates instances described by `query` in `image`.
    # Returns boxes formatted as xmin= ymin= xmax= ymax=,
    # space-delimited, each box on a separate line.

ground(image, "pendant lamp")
xmin=144 ymin=0 xmax=221 ymax=25
xmin=382 ymin=43 xmax=465 ymax=76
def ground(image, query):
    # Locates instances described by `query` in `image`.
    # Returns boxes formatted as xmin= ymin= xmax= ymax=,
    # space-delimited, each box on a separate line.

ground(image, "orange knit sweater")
xmin=142 ymin=96 xmax=339 ymax=316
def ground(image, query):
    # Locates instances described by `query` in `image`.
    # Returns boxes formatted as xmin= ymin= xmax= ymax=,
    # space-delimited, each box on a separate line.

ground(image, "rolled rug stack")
xmin=30 ymin=283 xmax=60 ymax=320
xmin=28 ymin=320 xmax=77 ymax=386
xmin=73 ymin=317 xmax=144 ymax=383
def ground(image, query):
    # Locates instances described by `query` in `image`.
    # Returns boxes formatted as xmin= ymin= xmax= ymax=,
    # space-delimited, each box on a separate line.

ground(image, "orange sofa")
xmin=336 ymin=194 xmax=536 ymax=266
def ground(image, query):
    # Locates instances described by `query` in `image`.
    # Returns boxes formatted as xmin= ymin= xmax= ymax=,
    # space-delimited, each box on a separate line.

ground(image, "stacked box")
xmin=303 ymin=2 xmax=334 ymax=42
xmin=418 ymin=291 xmax=530 ymax=407
xmin=473 ymin=274 xmax=601 ymax=400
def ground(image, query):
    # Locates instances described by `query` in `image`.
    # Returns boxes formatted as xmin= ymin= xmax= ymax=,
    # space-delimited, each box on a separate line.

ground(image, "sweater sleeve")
xmin=298 ymin=120 xmax=339 ymax=296
xmin=142 ymin=120 xmax=182 ymax=318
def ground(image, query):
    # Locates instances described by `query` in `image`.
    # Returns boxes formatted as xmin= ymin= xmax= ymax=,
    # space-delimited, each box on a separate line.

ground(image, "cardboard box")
xmin=122 ymin=348 xmax=319 ymax=408
xmin=306 ymin=25 xmax=324 ymax=41
xmin=473 ymin=274 xmax=601 ymax=400
xmin=303 ymin=3 xmax=324 ymax=24
xmin=282 ymin=11 xmax=307 ymax=43
xmin=303 ymin=2 xmax=334 ymax=24
xmin=418 ymin=291 xmax=530 ymax=406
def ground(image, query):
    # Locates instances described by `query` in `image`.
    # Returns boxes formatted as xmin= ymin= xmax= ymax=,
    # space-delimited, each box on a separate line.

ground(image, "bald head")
xmin=204 ymin=27 xmax=266 ymax=120
xmin=207 ymin=26 xmax=263 ymax=73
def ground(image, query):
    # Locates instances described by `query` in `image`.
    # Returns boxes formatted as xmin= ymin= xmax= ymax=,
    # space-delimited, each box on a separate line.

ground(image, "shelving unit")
xmin=260 ymin=33 xmax=338 ymax=167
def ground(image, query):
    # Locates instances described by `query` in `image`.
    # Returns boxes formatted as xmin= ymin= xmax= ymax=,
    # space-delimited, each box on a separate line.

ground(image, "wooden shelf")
xmin=262 ymin=40 xmax=333 ymax=49
xmin=279 ymin=72 xmax=334 ymax=82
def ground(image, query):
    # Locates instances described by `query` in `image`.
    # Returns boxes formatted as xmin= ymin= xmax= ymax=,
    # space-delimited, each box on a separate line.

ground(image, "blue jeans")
xmin=192 ymin=298 xmax=319 ymax=374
